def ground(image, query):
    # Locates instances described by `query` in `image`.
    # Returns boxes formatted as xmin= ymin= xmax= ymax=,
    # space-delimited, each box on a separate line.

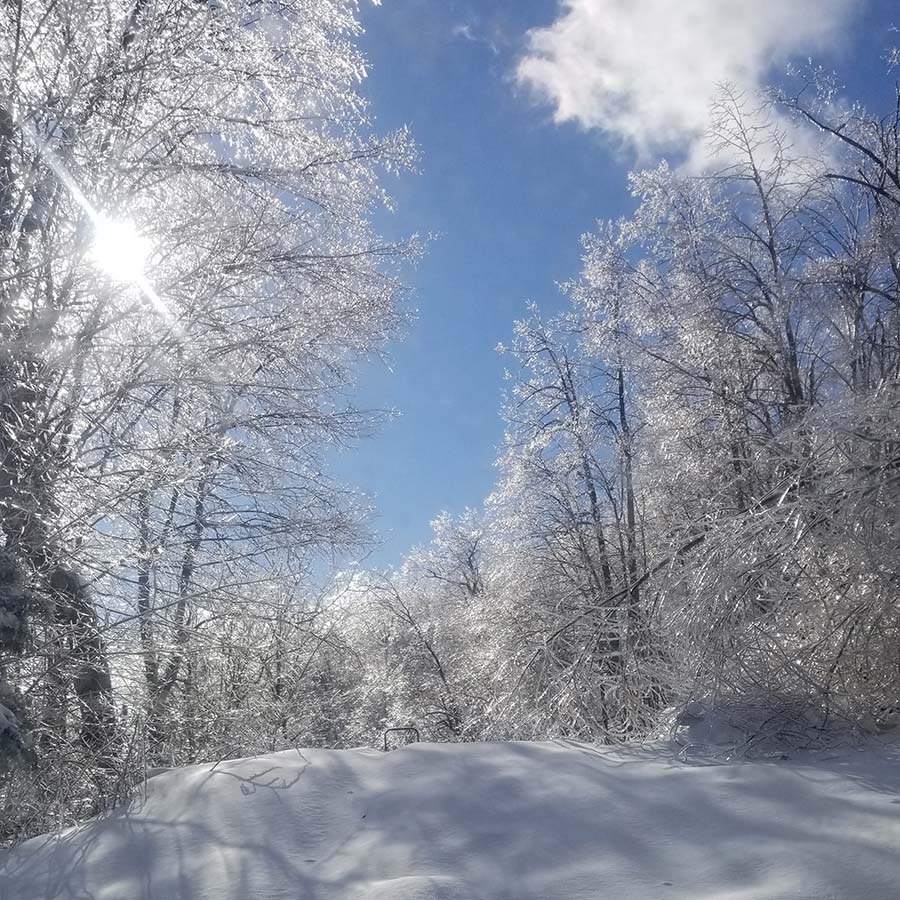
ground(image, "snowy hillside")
xmin=3 ymin=740 xmax=900 ymax=900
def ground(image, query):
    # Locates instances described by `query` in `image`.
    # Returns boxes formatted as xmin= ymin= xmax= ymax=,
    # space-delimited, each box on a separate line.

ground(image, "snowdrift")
xmin=2 ymin=740 xmax=900 ymax=900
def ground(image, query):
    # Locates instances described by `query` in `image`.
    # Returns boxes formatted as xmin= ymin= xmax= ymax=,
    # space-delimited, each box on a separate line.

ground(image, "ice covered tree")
xmin=490 ymin=307 xmax=662 ymax=741
xmin=0 ymin=0 xmax=413 ymax=836
xmin=355 ymin=511 xmax=491 ymax=741
xmin=565 ymin=86 xmax=900 ymax=742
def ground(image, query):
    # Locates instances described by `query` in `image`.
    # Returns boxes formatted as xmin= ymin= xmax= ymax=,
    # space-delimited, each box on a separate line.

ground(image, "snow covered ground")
xmin=2 ymin=739 xmax=900 ymax=900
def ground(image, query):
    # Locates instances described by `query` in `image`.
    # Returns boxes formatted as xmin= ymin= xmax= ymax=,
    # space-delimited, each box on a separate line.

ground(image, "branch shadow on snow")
xmin=0 ymin=747 xmax=367 ymax=900
xmin=2 ymin=741 xmax=900 ymax=900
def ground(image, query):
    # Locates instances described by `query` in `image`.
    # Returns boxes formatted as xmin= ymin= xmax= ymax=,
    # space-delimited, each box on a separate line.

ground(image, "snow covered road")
xmin=3 ymin=740 xmax=900 ymax=900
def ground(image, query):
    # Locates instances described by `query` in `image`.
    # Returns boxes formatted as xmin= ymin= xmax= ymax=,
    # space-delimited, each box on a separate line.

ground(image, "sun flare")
xmin=91 ymin=214 xmax=151 ymax=282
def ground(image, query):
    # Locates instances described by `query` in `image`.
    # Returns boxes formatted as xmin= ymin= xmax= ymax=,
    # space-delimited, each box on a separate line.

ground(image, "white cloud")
xmin=516 ymin=0 xmax=857 ymax=162
xmin=452 ymin=19 xmax=503 ymax=56
xmin=453 ymin=22 xmax=476 ymax=42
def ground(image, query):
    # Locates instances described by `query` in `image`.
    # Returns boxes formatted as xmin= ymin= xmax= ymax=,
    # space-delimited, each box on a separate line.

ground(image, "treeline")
xmin=301 ymin=86 xmax=900 ymax=752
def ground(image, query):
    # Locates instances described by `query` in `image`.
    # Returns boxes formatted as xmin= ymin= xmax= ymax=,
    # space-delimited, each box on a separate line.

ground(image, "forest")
xmin=1 ymin=0 xmax=900 ymax=849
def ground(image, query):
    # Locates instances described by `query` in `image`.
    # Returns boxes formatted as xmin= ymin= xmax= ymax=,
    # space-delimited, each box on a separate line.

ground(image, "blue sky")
xmin=335 ymin=0 xmax=896 ymax=567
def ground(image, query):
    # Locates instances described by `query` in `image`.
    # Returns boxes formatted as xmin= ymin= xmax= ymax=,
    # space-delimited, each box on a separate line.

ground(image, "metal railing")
xmin=382 ymin=726 xmax=420 ymax=751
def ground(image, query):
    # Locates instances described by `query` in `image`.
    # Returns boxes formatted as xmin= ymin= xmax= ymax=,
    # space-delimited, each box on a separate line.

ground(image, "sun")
xmin=91 ymin=214 xmax=152 ymax=282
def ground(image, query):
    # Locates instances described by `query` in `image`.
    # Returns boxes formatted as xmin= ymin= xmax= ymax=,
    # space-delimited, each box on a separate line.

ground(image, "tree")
xmin=491 ymin=309 xmax=657 ymax=740
xmin=568 ymin=87 xmax=900 ymax=741
xmin=1 ymin=0 xmax=413 ymax=838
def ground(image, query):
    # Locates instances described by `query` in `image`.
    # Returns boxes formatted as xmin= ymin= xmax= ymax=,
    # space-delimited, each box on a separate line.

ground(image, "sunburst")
xmin=91 ymin=214 xmax=152 ymax=283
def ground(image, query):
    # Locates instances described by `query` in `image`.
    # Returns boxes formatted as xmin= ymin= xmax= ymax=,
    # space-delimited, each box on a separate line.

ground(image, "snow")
xmin=3 ymin=739 xmax=900 ymax=900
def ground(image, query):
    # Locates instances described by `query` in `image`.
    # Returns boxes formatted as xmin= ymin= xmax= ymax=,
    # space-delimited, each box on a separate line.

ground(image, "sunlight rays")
xmin=19 ymin=118 xmax=177 ymax=328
